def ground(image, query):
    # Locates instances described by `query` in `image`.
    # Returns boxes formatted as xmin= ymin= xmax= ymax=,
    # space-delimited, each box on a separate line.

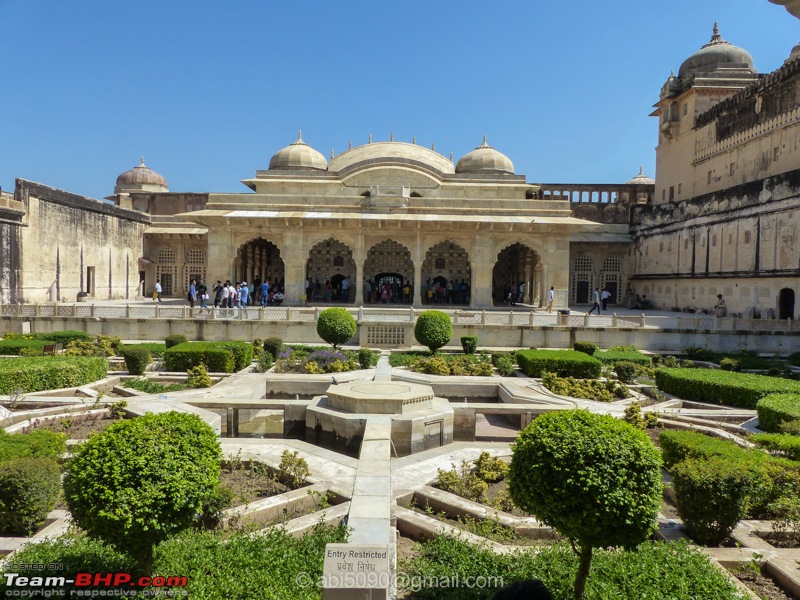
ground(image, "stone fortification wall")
xmin=15 ymin=180 xmax=150 ymax=303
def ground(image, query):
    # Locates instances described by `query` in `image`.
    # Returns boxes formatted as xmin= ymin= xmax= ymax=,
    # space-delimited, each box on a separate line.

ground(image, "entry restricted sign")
xmin=321 ymin=543 xmax=392 ymax=599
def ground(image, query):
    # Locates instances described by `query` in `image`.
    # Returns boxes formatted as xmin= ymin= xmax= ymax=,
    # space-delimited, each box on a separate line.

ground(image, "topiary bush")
xmin=508 ymin=410 xmax=662 ymax=599
xmin=671 ymin=456 xmax=754 ymax=546
xmin=414 ymin=310 xmax=452 ymax=354
xmin=263 ymin=337 xmax=284 ymax=360
xmin=35 ymin=330 xmax=92 ymax=345
xmin=0 ymin=429 xmax=67 ymax=463
xmin=0 ymin=356 xmax=108 ymax=393
xmin=573 ymin=341 xmax=598 ymax=356
xmin=460 ymin=336 xmax=478 ymax=355
xmin=164 ymin=342 xmax=235 ymax=373
xmin=186 ymin=365 xmax=213 ymax=388
xmin=615 ymin=360 xmax=638 ymax=384
xmin=165 ymin=334 xmax=188 ymax=349
xmin=122 ymin=343 xmax=167 ymax=358
xmin=64 ymin=335 xmax=122 ymax=357
xmin=316 ymin=308 xmax=357 ymax=350
xmin=594 ymin=350 xmax=651 ymax=367
xmin=0 ymin=457 xmax=61 ymax=535
xmin=0 ymin=339 xmax=50 ymax=356
xmin=219 ymin=342 xmax=254 ymax=371
xmin=757 ymin=393 xmax=800 ymax=433
xmin=63 ymin=412 xmax=221 ymax=574
xmin=121 ymin=347 xmax=151 ymax=376
xmin=516 ymin=349 xmax=601 ymax=379
xmin=357 ymin=348 xmax=373 ymax=369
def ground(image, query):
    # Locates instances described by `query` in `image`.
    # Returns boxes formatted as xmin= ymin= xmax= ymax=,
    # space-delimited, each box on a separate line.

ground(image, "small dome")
xmin=268 ymin=131 xmax=328 ymax=171
xmin=678 ymin=23 xmax=755 ymax=78
xmin=114 ymin=157 xmax=168 ymax=194
xmin=455 ymin=136 xmax=514 ymax=175
xmin=626 ymin=166 xmax=655 ymax=185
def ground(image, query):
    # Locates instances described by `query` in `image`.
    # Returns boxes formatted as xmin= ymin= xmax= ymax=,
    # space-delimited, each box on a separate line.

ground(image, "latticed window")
xmin=186 ymin=248 xmax=205 ymax=264
xmin=435 ymin=258 xmax=446 ymax=270
xmin=574 ymin=255 xmax=593 ymax=271
xmin=158 ymin=248 xmax=177 ymax=264
xmin=603 ymin=256 xmax=621 ymax=272
xmin=333 ymin=255 xmax=344 ymax=267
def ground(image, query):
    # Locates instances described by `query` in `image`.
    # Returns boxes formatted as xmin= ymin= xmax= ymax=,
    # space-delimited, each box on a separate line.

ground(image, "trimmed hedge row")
xmin=123 ymin=343 xmax=167 ymax=358
xmin=655 ymin=368 xmax=800 ymax=409
xmin=516 ymin=349 xmax=601 ymax=379
xmin=594 ymin=350 xmax=651 ymax=366
xmin=659 ymin=429 xmax=758 ymax=469
xmin=164 ymin=342 xmax=253 ymax=373
xmin=0 ymin=429 xmax=67 ymax=463
xmin=757 ymin=394 xmax=800 ymax=433
xmin=0 ymin=457 xmax=61 ymax=535
xmin=0 ymin=339 xmax=50 ymax=356
xmin=0 ymin=356 xmax=108 ymax=393
xmin=750 ymin=433 xmax=800 ymax=462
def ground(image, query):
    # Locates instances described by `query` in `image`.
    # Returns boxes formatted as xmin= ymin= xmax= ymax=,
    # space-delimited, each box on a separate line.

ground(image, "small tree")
xmin=316 ymin=308 xmax=357 ymax=349
xmin=414 ymin=310 xmax=452 ymax=354
xmin=508 ymin=410 xmax=662 ymax=599
xmin=63 ymin=412 xmax=221 ymax=574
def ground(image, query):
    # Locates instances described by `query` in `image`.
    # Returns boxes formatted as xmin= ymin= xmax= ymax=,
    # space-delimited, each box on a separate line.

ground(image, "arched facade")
xmin=306 ymin=238 xmax=356 ymax=303
xmin=236 ymin=238 xmax=284 ymax=290
xmin=364 ymin=240 xmax=414 ymax=304
xmin=492 ymin=243 xmax=541 ymax=306
xmin=421 ymin=241 xmax=471 ymax=305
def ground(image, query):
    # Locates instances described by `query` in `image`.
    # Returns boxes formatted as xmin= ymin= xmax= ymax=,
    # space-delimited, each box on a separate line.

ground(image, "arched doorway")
xmin=600 ymin=256 xmax=622 ymax=305
xmin=571 ymin=255 xmax=594 ymax=304
xmin=306 ymin=238 xmax=356 ymax=303
xmin=364 ymin=240 xmax=413 ymax=304
xmin=492 ymin=243 xmax=539 ymax=306
xmin=779 ymin=288 xmax=795 ymax=320
xmin=237 ymin=238 xmax=283 ymax=294
xmin=421 ymin=241 xmax=471 ymax=305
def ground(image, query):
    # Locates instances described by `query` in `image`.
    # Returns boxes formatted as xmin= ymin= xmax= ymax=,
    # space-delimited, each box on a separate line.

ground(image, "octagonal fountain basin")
xmin=305 ymin=381 xmax=453 ymax=457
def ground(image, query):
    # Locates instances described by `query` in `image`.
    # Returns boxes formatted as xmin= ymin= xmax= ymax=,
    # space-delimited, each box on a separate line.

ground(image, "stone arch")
xmin=492 ymin=242 xmax=541 ymax=306
xmin=306 ymin=238 xmax=357 ymax=303
xmin=236 ymin=237 xmax=284 ymax=291
xmin=364 ymin=239 xmax=413 ymax=304
xmin=421 ymin=240 xmax=471 ymax=305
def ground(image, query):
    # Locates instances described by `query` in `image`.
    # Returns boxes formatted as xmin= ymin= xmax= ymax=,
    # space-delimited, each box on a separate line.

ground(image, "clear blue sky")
xmin=1 ymin=1 xmax=797 ymax=200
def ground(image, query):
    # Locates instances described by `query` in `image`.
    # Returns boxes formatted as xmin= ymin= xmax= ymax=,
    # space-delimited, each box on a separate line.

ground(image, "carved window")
xmin=435 ymin=258 xmax=446 ymax=270
xmin=602 ymin=256 xmax=621 ymax=272
xmin=186 ymin=248 xmax=205 ymax=264
xmin=574 ymin=256 xmax=593 ymax=271
xmin=333 ymin=255 xmax=344 ymax=267
xmin=158 ymin=248 xmax=176 ymax=264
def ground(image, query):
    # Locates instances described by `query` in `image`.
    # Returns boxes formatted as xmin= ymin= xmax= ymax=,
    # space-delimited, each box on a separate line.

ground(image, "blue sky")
xmin=0 ymin=1 xmax=797 ymax=200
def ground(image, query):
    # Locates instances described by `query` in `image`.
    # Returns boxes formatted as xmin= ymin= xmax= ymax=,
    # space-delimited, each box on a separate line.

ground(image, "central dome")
xmin=455 ymin=136 xmax=514 ymax=175
xmin=678 ymin=23 xmax=754 ymax=78
xmin=328 ymin=141 xmax=455 ymax=175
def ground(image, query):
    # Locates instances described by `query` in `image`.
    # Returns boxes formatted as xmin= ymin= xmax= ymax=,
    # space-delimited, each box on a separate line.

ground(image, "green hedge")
xmin=655 ymin=368 xmax=800 ymax=409
xmin=659 ymin=429 xmax=756 ymax=470
xmin=594 ymin=350 xmax=651 ymax=366
xmin=34 ymin=331 xmax=92 ymax=344
xmin=0 ymin=429 xmax=67 ymax=463
xmin=750 ymin=433 xmax=800 ymax=462
xmin=516 ymin=349 xmax=601 ymax=379
xmin=757 ymin=394 xmax=800 ymax=433
xmin=0 ymin=356 xmax=108 ymax=393
xmin=164 ymin=342 xmax=235 ymax=373
xmin=122 ymin=343 xmax=167 ymax=358
xmin=121 ymin=348 xmax=152 ymax=376
xmin=573 ymin=341 xmax=598 ymax=356
xmin=218 ymin=342 xmax=254 ymax=371
xmin=0 ymin=339 xmax=50 ymax=356
xmin=0 ymin=457 xmax=61 ymax=535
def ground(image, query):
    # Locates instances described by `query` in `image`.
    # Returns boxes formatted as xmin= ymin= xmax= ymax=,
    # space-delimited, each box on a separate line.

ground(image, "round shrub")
xmin=316 ymin=308 xmax=357 ymax=349
xmin=121 ymin=347 xmax=151 ymax=376
xmin=573 ymin=341 xmax=598 ymax=356
xmin=165 ymin=334 xmax=188 ymax=349
xmin=615 ymin=360 xmax=638 ymax=384
xmin=414 ymin=310 xmax=452 ymax=354
xmin=671 ymin=456 xmax=754 ymax=546
xmin=0 ymin=457 xmax=60 ymax=535
xmin=263 ymin=337 xmax=284 ymax=360
xmin=460 ymin=336 xmax=478 ymax=355
xmin=509 ymin=409 xmax=662 ymax=598
xmin=357 ymin=348 xmax=373 ymax=369
xmin=63 ymin=412 xmax=221 ymax=573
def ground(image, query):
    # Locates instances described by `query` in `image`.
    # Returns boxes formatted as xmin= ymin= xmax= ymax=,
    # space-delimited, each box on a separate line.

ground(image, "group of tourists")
xmin=587 ymin=287 xmax=613 ymax=315
xmin=423 ymin=279 xmax=469 ymax=305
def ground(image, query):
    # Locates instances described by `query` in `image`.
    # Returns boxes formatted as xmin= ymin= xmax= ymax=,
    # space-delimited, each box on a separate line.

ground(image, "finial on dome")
xmin=369 ymin=134 xmax=372 ymax=144
xmin=412 ymin=136 xmax=416 ymax=145
xmin=704 ymin=21 xmax=727 ymax=47
xmin=140 ymin=156 xmax=145 ymax=166
xmin=639 ymin=165 xmax=645 ymax=176
xmin=390 ymin=132 xmax=395 ymax=142
xmin=331 ymin=149 xmax=335 ymax=159
xmin=713 ymin=21 xmax=719 ymax=37
xmin=297 ymin=130 xmax=303 ymax=142
xmin=482 ymin=134 xmax=487 ymax=146
xmin=450 ymin=152 xmax=454 ymax=163
xmin=348 ymin=141 xmax=352 ymax=150
xmin=431 ymin=142 xmax=435 ymax=151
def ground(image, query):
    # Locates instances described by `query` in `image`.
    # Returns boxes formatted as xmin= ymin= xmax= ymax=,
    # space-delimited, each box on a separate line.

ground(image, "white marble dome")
xmin=269 ymin=132 xmax=328 ymax=171
xmin=626 ymin=166 xmax=655 ymax=185
xmin=114 ymin=158 xmax=168 ymax=194
xmin=455 ymin=136 xmax=514 ymax=175
xmin=678 ymin=23 xmax=755 ymax=78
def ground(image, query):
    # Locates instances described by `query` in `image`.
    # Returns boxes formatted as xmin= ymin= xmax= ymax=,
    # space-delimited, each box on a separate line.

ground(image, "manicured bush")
xmin=64 ymin=335 xmax=122 ymax=357
xmin=414 ymin=310 xmax=452 ymax=354
xmin=460 ymin=336 xmax=478 ymax=355
xmin=594 ymin=350 xmax=651 ymax=366
xmin=750 ymin=433 xmax=800 ymax=462
xmin=63 ymin=412 xmax=221 ymax=574
xmin=0 ymin=339 xmax=50 ymax=356
xmin=0 ymin=356 xmax=108 ymax=393
xmin=658 ymin=429 xmax=756 ymax=469
xmin=757 ymin=393 xmax=800 ymax=433
xmin=0 ymin=457 xmax=60 ymax=535
xmin=655 ymin=368 xmax=800 ymax=409
xmin=473 ymin=451 xmax=508 ymax=483
xmin=0 ymin=429 xmax=67 ymax=464
xmin=263 ymin=337 xmax=284 ymax=360
xmin=165 ymin=334 xmax=188 ymax=349
xmin=516 ymin=349 xmax=602 ymax=379
xmin=122 ymin=343 xmax=167 ymax=358
xmin=316 ymin=308 xmax=357 ymax=349
xmin=573 ymin=341 xmax=598 ymax=356
xmin=542 ymin=372 xmax=629 ymax=402
xmin=508 ymin=410 xmax=662 ymax=598
xmin=357 ymin=348 xmax=373 ymax=369
xmin=164 ymin=342 xmax=235 ymax=373
xmin=720 ymin=357 xmax=740 ymax=372
xmin=186 ymin=365 xmax=213 ymax=388
xmin=614 ymin=360 xmax=638 ymax=384
xmin=35 ymin=330 xmax=92 ymax=344
xmin=671 ymin=456 xmax=754 ymax=546
xmin=411 ymin=354 xmax=493 ymax=377
xmin=494 ymin=354 xmax=515 ymax=377
xmin=219 ymin=342 xmax=254 ymax=371
xmin=121 ymin=347 xmax=151 ymax=376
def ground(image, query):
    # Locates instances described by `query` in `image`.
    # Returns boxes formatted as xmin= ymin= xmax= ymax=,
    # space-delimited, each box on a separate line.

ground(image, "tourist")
xmin=714 ymin=293 xmax=726 ymax=317
xmin=364 ymin=278 xmax=372 ymax=303
xmin=341 ymin=276 xmax=350 ymax=302
xmin=625 ymin=288 xmax=635 ymax=309
xmin=260 ymin=279 xmax=270 ymax=307
xmin=601 ymin=287 xmax=611 ymax=311
xmin=587 ymin=287 xmax=601 ymax=315
xmin=198 ymin=279 xmax=209 ymax=311
xmin=213 ymin=280 xmax=224 ymax=307
xmin=403 ymin=282 xmax=411 ymax=304
xmin=273 ymin=291 xmax=284 ymax=305
xmin=305 ymin=276 xmax=312 ymax=302
xmin=239 ymin=281 xmax=249 ymax=314
xmin=517 ymin=282 xmax=525 ymax=304
xmin=188 ymin=279 xmax=197 ymax=312
xmin=313 ymin=279 xmax=321 ymax=302
xmin=546 ymin=286 xmax=555 ymax=312
xmin=248 ymin=281 xmax=255 ymax=305
xmin=324 ymin=279 xmax=332 ymax=302
xmin=153 ymin=280 xmax=163 ymax=302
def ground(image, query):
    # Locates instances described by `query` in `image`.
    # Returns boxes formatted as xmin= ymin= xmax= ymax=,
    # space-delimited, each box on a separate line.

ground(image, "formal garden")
xmin=0 ymin=308 xmax=799 ymax=598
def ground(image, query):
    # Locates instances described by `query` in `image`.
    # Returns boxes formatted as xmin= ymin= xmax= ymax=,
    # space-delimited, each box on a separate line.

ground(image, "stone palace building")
xmin=1 ymin=24 xmax=799 ymax=318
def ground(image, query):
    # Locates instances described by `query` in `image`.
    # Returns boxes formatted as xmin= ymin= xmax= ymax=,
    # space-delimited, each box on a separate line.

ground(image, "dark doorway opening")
xmin=374 ymin=272 xmax=404 ymax=304
xmin=576 ymin=280 xmax=590 ymax=304
xmin=779 ymin=288 xmax=795 ymax=320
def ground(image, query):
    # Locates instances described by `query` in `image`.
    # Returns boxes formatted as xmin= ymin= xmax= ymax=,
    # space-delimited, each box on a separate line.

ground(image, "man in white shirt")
xmin=153 ymin=280 xmax=163 ymax=303
xmin=601 ymin=288 xmax=611 ymax=311
xmin=546 ymin=287 xmax=555 ymax=312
